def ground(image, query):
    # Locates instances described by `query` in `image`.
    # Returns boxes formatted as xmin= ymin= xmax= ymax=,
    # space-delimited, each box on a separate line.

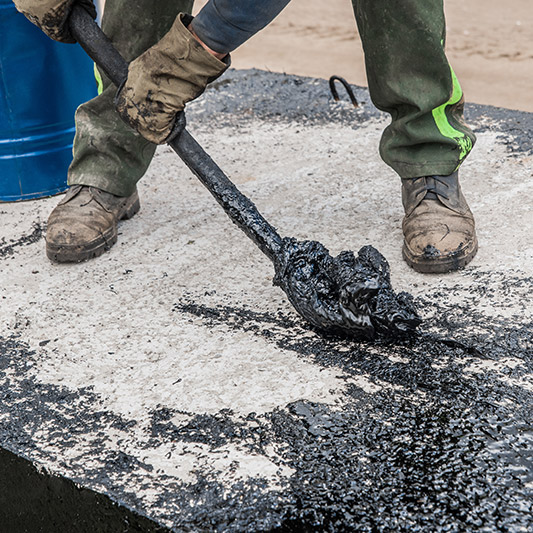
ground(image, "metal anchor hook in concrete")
xmin=69 ymin=7 xmax=421 ymax=341
xmin=329 ymin=75 xmax=359 ymax=107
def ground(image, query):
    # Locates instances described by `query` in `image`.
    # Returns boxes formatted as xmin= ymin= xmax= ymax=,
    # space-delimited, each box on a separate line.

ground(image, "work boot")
xmin=45 ymin=185 xmax=140 ymax=263
xmin=401 ymin=171 xmax=478 ymax=273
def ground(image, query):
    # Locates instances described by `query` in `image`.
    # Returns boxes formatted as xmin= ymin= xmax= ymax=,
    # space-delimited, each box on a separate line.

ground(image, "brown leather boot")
xmin=45 ymin=185 xmax=140 ymax=263
xmin=401 ymin=172 xmax=478 ymax=273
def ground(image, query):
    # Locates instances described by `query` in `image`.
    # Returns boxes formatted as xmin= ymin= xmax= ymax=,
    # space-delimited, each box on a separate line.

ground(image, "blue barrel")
xmin=0 ymin=0 xmax=97 ymax=201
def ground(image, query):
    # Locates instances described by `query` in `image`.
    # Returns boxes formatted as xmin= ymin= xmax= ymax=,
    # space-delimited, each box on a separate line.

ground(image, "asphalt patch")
xmin=0 ymin=223 xmax=43 ymax=259
xmin=3 ymin=269 xmax=530 ymax=531
xmin=194 ymin=69 xmax=533 ymax=158
xmin=170 ymin=271 xmax=533 ymax=531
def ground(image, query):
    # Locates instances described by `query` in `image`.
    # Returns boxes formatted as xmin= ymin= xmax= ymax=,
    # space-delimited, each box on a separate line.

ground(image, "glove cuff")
xmin=115 ymin=12 xmax=230 ymax=144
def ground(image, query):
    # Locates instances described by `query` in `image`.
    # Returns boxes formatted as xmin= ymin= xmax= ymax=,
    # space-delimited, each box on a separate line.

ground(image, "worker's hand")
xmin=115 ymin=14 xmax=230 ymax=145
xmin=14 ymin=0 xmax=96 ymax=43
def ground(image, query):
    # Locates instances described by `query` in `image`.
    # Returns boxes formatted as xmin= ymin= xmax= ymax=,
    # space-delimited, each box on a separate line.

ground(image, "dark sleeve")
xmin=191 ymin=0 xmax=292 ymax=54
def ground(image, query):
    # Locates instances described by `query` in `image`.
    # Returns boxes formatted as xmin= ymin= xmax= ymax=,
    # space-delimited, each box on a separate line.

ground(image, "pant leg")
xmin=351 ymin=0 xmax=476 ymax=179
xmin=68 ymin=0 xmax=194 ymax=196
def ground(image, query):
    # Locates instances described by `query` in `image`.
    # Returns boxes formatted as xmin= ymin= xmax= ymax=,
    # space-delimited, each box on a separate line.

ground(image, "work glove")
xmin=14 ymin=0 xmax=96 ymax=43
xmin=115 ymin=14 xmax=230 ymax=145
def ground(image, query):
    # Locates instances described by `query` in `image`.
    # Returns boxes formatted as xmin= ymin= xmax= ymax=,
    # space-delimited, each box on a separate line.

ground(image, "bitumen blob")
xmin=173 ymin=124 xmax=421 ymax=340
xmin=274 ymin=239 xmax=421 ymax=340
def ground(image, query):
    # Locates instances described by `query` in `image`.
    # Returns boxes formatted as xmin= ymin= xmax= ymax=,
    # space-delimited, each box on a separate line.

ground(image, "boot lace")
xmin=420 ymin=176 xmax=449 ymax=201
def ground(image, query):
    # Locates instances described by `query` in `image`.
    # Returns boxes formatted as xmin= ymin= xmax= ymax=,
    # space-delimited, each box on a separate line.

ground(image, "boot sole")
xmin=46 ymin=194 xmax=141 ymax=264
xmin=402 ymin=238 xmax=478 ymax=274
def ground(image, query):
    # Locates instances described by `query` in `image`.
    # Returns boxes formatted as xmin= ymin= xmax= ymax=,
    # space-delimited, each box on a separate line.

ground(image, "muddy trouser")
xmin=192 ymin=0 xmax=476 ymax=179
xmin=68 ymin=0 xmax=194 ymax=197
xmin=351 ymin=0 xmax=476 ymax=179
xmin=69 ymin=0 xmax=475 ymax=196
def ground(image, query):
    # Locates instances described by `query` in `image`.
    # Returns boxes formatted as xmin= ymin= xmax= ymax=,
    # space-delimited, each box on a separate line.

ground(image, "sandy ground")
xmin=193 ymin=0 xmax=533 ymax=113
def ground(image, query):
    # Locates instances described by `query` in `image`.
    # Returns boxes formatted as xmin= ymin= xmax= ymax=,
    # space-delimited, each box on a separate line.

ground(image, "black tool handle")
xmin=69 ymin=5 xmax=284 ymax=263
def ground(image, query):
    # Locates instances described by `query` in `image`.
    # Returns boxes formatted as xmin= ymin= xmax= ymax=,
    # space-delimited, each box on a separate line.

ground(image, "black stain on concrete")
xmin=0 ymin=336 xmax=162 ymax=531
xmin=1 ymin=269 xmax=532 ymax=531
xmin=149 ymin=407 xmax=256 ymax=450
xmin=0 ymin=446 xmax=169 ymax=533
xmin=167 ymin=270 xmax=532 ymax=531
xmin=0 ymin=223 xmax=43 ymax=259
xmin=466 ymin=103 xmax=533 ymax=156
xmin=196 ymin=69 xmax=383 ymax=128
xmin=267 ymin=397 xmax=533 ymax=532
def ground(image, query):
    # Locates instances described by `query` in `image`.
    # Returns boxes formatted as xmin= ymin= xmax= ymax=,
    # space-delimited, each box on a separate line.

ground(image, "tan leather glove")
xmin=14 ymin=0 xmax=96 ymax=43
xmin=115 ymin=14 xmax=230 ymax=145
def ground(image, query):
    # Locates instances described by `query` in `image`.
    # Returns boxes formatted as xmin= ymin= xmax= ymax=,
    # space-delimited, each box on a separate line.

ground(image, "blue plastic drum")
xmin=0 ymin=0 xmax=97 ymax=201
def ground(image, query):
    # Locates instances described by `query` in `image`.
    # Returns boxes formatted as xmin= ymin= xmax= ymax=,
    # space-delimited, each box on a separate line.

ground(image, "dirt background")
xmin=193 ymin=0 xmax=533 ymax=113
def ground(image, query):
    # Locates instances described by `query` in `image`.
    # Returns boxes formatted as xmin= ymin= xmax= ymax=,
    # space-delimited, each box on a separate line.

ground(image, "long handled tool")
xmin=69 ymin=6 xmax=421 ymax=340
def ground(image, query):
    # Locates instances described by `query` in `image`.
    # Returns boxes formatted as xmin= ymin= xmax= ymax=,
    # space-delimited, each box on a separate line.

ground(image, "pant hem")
xmin=68 ymin=174 xmax=137 ymax=198
xmin=389 ymin=160 xmax=464 ymax=180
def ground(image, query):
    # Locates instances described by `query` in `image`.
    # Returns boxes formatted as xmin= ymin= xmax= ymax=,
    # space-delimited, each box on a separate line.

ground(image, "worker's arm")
xmin=116 ymin=1 xmax=292 ymax=144
xmin=16 ymin=0 xmax=292 ymax=143
xmin=191 ymin=0 xmax=292 ymax=55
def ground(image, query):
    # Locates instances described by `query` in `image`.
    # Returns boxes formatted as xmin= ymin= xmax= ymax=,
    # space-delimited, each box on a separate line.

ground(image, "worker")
xmin=14 ymin=0 xmax=478 ymax=273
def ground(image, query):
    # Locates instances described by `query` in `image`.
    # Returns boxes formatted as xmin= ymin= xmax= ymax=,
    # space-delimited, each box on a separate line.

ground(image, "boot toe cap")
xmin=403 ymin=228 xmax=478 ymax=273
xmin=402 ymin=206 xmax=478 ymax=273
xmin=45 ymin=209 xmax=117 ymax=262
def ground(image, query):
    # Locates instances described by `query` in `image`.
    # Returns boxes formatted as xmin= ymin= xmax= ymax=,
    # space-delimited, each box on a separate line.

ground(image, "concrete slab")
xmin=1 ymin=70 xmax=532 ymax=531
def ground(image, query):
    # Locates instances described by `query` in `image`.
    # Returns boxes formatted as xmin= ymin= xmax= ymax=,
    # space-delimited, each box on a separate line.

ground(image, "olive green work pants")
xmin=68 ymin=0 xmax=194 ymax=196
xmin=68 ymin=0 xmax=476 ymax=196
